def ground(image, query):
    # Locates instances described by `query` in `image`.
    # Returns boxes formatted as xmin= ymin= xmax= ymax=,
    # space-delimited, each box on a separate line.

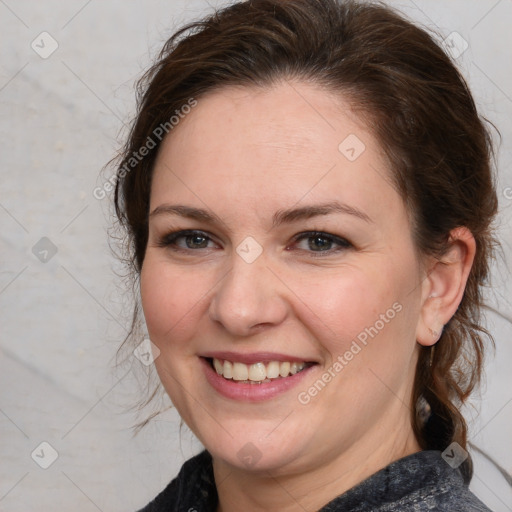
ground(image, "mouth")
xmin=207 ymin=357 xmax=314 ymax=384
xmin=200 ymin=354 xmax=318 ymax=402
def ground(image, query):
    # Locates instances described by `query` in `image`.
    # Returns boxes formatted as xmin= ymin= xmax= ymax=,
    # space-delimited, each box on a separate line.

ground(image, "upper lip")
xmin=200 ymin=351 xmax=317 ymax=365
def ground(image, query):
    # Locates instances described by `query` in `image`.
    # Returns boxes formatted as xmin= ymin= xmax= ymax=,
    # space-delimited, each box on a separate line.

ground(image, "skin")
xmin=140 ymin=81 xmax=475 ymax=512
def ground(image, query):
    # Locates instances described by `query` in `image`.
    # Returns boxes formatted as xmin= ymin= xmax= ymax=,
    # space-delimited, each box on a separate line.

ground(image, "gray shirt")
xmin=138 ymin=449 xmax=492 ymax=511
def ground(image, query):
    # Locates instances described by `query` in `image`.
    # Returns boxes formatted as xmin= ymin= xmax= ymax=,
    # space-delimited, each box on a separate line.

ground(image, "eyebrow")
xmin=272 ymin=201 xmax=372 ymax=227
xmin=149 ymin=201 xmax=372 ymax=226
xmin=149 ymin=204 xmax=223 ymax=224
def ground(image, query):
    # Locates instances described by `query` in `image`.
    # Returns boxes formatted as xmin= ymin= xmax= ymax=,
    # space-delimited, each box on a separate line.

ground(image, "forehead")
xmin=150 ymin=81 xmax=401 ymax=223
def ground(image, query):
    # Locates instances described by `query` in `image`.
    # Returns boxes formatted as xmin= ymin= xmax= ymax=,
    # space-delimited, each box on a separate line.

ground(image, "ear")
xmin=416 ymin=227 xmax=476 ymax=347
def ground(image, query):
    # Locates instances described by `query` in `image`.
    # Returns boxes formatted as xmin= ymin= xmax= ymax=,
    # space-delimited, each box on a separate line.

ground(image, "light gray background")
xmin=0 ymin=1 xmax=511 ymax=511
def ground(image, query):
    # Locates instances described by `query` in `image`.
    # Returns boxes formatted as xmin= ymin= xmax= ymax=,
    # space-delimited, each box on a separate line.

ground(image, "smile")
xmin=201 ymin=354 xmax=317 ymax=401
xmin=211 ymin=358 xmax=310 ymax=383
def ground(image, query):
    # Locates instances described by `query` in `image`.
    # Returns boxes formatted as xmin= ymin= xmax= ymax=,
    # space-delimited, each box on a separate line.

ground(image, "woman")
xmin=114 ymin=0 xmax=498 ymax=510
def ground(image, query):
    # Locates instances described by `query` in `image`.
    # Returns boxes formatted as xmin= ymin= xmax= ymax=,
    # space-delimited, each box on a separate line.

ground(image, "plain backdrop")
xmin=1 ymin=1 xmax=511 ymax=511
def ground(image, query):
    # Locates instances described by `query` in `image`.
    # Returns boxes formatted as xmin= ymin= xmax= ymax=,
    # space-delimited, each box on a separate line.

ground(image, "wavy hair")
xmin=113 ymin=0 xmax=498 ymax=478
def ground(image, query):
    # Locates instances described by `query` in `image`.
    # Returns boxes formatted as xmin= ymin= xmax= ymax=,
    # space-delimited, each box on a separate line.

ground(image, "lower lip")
xmin=201 ymin=358 xmax=315 ymax=402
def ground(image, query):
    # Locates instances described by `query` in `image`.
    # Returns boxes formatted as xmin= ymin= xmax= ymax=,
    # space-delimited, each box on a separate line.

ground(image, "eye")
xmin=292 ymin=231 xmax=351 ymax=254
xmin=158 ymin=230 xmax=218 ymax=251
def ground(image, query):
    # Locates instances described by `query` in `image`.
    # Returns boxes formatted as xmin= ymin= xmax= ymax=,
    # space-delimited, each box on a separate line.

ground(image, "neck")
xmin=213 ymin=418 xmax=421 ymax=512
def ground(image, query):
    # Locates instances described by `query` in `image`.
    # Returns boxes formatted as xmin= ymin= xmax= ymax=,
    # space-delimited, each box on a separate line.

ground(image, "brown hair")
xmin=113 ymin=0 xmax=498 ymax=475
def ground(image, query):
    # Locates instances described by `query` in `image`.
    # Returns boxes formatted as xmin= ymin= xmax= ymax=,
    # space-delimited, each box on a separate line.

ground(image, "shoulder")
xmin=432 ymin=486 xmax=493 ymax=511
xmin=384 ymin=481 xmax=493 ymax=512
xmin=321 ymin=451 xmax=493 ymax=512
xmin=382 ymin=453 xmax=493 ymax=512
xmin=136 ymin=450 xmax=216 ymax=512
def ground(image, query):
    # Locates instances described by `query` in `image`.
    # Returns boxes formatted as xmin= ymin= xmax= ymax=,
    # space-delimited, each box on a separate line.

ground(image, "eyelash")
xmin=157 ymin=230 xmax=218 ymax=251
xmin=292 ymin=231 xmax=352 ymax=255
xmin=157 ymin=229 xmax=352 ymax=256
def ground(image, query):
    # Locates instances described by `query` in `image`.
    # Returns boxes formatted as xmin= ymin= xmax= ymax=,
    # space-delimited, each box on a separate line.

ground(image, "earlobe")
xmin=416 ymin=227 xmax=476 ymax=347
xmin=417 ymin=295 xmax=444 ymax=347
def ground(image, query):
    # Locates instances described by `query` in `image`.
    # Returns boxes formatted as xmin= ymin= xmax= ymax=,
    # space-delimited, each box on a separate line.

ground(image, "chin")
xmin=196 ymin=418 xmax=314 ymax=474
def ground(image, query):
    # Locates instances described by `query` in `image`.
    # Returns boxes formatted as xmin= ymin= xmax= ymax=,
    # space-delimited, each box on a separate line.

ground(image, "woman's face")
xmin=141 ymin=81 xmax=426 ymax=475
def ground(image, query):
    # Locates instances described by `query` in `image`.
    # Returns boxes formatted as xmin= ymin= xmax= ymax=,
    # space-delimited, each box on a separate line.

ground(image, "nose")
xmin=208 ymin=253 xmax=289 ymax=336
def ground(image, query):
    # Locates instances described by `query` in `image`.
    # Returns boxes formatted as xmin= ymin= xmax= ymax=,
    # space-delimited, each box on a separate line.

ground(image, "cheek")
xmin=292 ymin=269 xmax=391 ymax=335
xmin=289 ymin=260 xmax=418 ymax=361
xmin=292 ymin=263 xmax=420 ymax=422
xmin=140 ymin=255 xmax=213 ymax=347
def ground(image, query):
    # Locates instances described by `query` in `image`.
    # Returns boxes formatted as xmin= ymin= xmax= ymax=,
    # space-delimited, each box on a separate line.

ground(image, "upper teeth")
xmin=213 ymin=358 xmax=306 ymax=382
